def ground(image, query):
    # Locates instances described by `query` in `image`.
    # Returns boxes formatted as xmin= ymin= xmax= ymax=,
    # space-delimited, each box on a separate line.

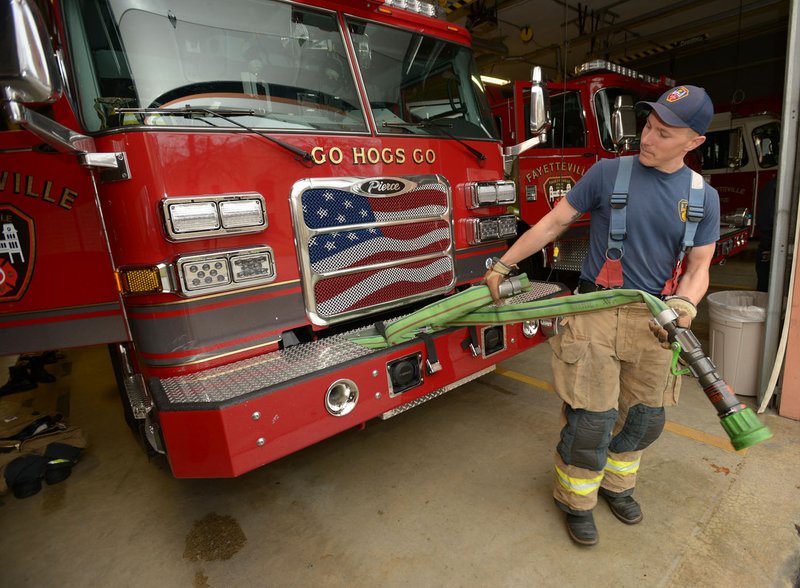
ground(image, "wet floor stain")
xmin=709 ymin=463 xmax=731 ymax=475
xmin=184 ymin=512 xmax=246 ymax=562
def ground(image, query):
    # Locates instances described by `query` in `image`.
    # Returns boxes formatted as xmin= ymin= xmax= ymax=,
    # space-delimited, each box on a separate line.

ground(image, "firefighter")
xmin=485 ymin=85 xmax=719 ymax=546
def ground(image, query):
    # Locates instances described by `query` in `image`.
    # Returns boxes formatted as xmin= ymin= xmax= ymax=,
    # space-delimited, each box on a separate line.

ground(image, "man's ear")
xmin=688 ymin=134 xmax=706 ymax=151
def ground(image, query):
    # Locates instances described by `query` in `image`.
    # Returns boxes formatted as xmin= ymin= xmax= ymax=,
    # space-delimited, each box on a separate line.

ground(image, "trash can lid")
xmin=706 ymin=290 xmax=766 ymax=322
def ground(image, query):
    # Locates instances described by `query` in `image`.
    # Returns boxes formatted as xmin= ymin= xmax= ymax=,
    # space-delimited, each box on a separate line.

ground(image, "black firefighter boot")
xmin=0 ymin=365 xmax=38 ymax=397
xmin=599 ymin=488 xmax=643 ymax=524
xmin=565 ymin=511 xmax=598 ymax=546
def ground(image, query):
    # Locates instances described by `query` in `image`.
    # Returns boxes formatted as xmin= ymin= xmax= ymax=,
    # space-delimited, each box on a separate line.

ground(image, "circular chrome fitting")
xmin=540 ymin=317 xmax=562 ymax=338
xmin=325 ymin=379 xmax=359 ymax=417
xmin=522 ymin=320 xmax=539 ymax=338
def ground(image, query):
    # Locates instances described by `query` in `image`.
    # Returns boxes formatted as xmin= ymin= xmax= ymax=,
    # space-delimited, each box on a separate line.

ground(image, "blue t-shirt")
xmin=566 ymin=156 xmax=720 ymax=295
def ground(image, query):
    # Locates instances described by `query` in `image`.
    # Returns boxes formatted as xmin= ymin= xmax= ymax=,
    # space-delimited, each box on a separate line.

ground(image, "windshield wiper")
xmin=116 ymin=105 xmax=314 ymax=163
xmin=382 ymin=120 xmax=485 ymax=162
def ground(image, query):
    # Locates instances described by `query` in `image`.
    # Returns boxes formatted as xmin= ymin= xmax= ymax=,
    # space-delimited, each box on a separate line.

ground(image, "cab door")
xmin=0 ymin=128 xmax=127 ymax=354
xmin=517 ymin=87 xmax=596 ymax=227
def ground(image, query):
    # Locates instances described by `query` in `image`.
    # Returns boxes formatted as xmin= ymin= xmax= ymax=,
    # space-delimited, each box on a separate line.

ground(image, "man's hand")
xmin=649 ymin=311 xmax=692 ymax=348
xmin=649 ymin=295 xmax=697 ymax=349
xmin=484 ymin=268 xmax=505 ymax=304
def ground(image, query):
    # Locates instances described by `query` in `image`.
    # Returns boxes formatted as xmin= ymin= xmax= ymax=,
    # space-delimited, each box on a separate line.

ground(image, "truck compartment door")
xmin=0 ymin=133 xmax=127 ymax=354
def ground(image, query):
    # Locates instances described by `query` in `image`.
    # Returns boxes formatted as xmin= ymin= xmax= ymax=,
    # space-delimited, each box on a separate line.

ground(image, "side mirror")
xmin=0 ymin=0 xmax=62 ymax=104
xmin=0 ymin=0 xmax=126 ymax=173
xmin=352 ymin=33 xmax=372 ymax=69
xmin=611 ymin=94 xmax=636 ymax=149
xmin=504 ymin=66 xmax=551 ymax=164
xmin=728 ymin=129 xmax=743 ymax=169
xmin=528 ymin=66 xmax=551 ymax=139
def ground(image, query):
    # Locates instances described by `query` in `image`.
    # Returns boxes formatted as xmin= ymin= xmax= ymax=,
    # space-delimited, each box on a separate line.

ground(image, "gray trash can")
xmin=706 ymin=291 xmax=767 ymax=397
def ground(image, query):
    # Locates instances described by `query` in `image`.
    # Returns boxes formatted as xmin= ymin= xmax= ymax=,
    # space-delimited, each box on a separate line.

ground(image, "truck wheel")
xmin=107 ymin=344 xmax=157 ymax=457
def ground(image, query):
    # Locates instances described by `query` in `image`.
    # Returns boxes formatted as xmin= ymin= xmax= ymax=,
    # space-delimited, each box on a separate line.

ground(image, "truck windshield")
xmin=753 ymin=122 xmax=780 ymax=168
xmin=346 ymin=18 xmax=497 ymax=141
xmin=594 ymin=88 xmax=643 ymax=151
xmin=62 ymin=0 xmax=368 ymax=132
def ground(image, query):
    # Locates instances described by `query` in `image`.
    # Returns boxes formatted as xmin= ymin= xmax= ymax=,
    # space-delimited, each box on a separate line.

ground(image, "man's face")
xmin=639 ymin=112 xmax=705 ymax=171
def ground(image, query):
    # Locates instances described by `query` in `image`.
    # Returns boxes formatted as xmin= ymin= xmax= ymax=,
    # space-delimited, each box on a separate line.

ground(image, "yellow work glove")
xmin=649 ymin=295 xmax=697 ymax=349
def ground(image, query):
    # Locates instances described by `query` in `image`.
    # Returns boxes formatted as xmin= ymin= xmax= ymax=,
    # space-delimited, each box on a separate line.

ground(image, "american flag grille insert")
xmin=291 ymin=175 xmax=455 ymax=326
xmin=301 ymin=185 xmax=448 ymax=229
xmin=314 ymin=257 xmax=454 ymax=318
xmin=309 ymin=220 xmax=450 ymax=274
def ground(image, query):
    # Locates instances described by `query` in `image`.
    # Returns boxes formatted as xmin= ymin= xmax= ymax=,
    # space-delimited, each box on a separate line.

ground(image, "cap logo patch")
xmin=666 ymin=86 xmax=689 ymax=102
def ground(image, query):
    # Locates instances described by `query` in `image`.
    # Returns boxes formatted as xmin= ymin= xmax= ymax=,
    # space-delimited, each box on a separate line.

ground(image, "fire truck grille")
xmin=308 ymin=220 xmax=451 ymax=274
xmin=314 ymin=256 xmax=454 ymax=318
xmin=291 ymin=175 xmax=455 ymax=325
xmin=553 ymin=238 xmax=589 ymax=272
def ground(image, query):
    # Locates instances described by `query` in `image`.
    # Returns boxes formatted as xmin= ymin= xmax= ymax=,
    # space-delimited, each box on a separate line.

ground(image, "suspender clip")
xmin=610 ymin=192 xmax=628 ymax=209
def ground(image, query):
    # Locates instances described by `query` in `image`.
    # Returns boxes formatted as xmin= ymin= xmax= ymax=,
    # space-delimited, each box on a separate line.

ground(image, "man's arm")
xmin=674 ymin=242 xmax=715 ymax=304
xmin=485 ymin=197 xmax=583 ymax=302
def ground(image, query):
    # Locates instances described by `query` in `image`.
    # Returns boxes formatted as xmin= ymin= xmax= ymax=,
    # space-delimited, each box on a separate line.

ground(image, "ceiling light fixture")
xmin=480 ymin=74 xmax=511 ymax=86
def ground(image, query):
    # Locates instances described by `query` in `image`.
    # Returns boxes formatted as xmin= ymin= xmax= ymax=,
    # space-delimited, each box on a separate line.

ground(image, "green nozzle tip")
xmin=720 ymin=408 xmax=773 ymax=450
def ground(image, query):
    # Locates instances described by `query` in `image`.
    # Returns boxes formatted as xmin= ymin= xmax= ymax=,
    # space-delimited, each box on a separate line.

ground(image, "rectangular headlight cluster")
xmin=176 ymin=247 xmax=275 ymax=296
xmin=384 ymin=0 xmax=440 ymax=17
xmin=463 ymin=215 xmax=518 ymax=245
xmin=466 ymin=180 xmax=516 ymax=209
xmin=163 ymin=193 xmax=266 ymax=240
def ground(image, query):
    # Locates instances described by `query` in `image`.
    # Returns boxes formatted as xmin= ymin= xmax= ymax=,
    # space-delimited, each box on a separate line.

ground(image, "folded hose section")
xmin=347 ymin=275 xmax=772 ymax=450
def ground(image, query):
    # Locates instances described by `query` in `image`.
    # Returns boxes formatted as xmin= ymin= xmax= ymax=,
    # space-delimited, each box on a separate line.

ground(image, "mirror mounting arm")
xmin=3 ymin=102 xmax=129 ymax=180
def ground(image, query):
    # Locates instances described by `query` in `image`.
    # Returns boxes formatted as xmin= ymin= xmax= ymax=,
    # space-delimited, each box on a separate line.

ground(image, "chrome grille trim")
xmin=290 ymin=175 xmax=455 ymax=326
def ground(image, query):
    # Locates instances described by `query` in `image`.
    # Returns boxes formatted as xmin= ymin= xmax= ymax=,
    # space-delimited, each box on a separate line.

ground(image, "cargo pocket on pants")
xmin=550 ymin=332 xmax=592 ymax=408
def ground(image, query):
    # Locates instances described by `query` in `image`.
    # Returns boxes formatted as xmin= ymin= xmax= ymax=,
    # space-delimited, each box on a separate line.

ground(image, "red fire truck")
xmin=490 ymin=60 xmax=750 ymax=281
xmin=697 ymin=104 xmax=781 ymax=235
xmin=0 ymin=0 xmax=559 ymax=477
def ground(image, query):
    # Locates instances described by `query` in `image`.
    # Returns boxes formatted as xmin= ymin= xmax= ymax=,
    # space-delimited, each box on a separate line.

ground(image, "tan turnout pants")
xmin=549 ymin=304 xmax=681 ymax=512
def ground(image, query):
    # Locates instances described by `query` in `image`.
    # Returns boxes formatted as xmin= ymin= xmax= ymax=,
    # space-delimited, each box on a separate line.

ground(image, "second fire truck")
xmin=489 ymin=60 xmax=750 ymax=281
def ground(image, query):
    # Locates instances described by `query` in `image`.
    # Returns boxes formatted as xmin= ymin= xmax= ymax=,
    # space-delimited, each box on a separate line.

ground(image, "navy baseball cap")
xmin=637 ymin=85 xmax=714 ymax=135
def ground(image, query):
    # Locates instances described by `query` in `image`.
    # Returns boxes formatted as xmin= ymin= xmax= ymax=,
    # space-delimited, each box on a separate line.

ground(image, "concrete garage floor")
xmin=1 ymin=257 xmax=800 ymax=587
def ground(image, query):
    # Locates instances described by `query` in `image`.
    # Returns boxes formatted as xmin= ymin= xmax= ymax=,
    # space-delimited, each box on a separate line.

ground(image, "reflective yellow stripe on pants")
xmin=555 ymin=465 xmax=603 ymax=496
xmin=604 ymin=456 xmax=640 ymax=477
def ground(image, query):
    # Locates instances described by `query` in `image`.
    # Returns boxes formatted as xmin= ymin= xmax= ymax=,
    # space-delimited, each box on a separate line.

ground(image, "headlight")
xmin=168 ymin=202 xmax=219 ymax=234
xmin=176 ymin=247 xmax=275 ymax=296
xmin=219 ymin=199 xmax=265 ymax=229
xmin=465 ymin=180 xmax=517 ymax=209
xmin=463 ymin=215 xmax=518 ymax=245
xmin=162 ymin=193 xmax=267 ymax=240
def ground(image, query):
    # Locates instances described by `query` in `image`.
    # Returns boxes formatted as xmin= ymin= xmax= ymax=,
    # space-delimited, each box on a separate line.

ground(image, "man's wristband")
xmin=485 ymin=257 xmax=518 ymax=277
xmin=664 ymin=295 xmax=697 ymax=319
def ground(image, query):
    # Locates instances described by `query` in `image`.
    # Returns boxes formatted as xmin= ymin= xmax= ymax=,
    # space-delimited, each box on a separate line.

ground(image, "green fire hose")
xmin=348 ymin=275 xmax=772 ymax=451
